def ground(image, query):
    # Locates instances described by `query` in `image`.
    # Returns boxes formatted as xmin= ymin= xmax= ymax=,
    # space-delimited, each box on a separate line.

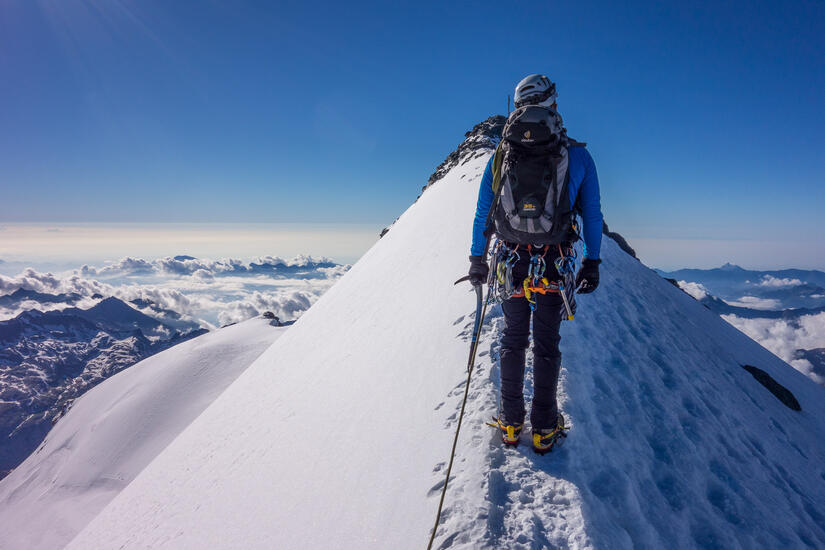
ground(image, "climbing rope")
xmin=428 ymin=240 xmax=578 ymax=546
xmin=428 ymin=282 xmax=490 ymax=549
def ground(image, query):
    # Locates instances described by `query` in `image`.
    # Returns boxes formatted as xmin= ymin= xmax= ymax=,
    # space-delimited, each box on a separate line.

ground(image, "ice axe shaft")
xmin=559 ymin=282 xmax=575 ymax=321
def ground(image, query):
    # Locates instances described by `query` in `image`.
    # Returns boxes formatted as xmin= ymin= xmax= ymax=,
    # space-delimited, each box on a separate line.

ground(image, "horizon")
xmin=2 ymin=221 xmax=824 ymax=275
xmin=1 ymin=1 xmax=824 ymax=268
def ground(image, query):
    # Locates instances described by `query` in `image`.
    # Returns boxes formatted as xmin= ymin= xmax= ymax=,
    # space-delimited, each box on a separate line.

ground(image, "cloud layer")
xmin=678 ymin=280 xmax=709 ymax=300
xmin=79 ymin=255 xmax=343 ymax=278
xmin=0 ymin=255 xmax=348 ymax=329
xmin=757 ymin=275 xmax=803 ymax=288
xmin=723 ymin=296 xmax=783 ymax=310
xmin=722 ymin=312 xmax=825 ymax=385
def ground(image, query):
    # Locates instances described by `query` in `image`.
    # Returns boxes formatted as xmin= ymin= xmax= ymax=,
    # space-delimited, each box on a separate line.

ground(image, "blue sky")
xmin=1 ymin=1 xmax=824 ymax=268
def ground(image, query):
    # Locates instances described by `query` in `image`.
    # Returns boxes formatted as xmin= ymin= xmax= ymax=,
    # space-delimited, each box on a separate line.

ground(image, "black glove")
xmin=576 ymin=258 xmax=601 ymax=294
xmin=468 ymin=255 xmax=489 ymax=286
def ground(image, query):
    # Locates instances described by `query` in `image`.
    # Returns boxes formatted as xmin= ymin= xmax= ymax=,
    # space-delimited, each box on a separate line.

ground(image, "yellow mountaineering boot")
xmin=491 ymin=417 xmax=523 ymax=446
xmin=532 ymin=413 xmax=568 ymax=454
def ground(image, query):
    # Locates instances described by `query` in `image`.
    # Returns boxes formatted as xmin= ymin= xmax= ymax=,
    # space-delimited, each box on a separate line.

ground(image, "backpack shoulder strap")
xmin=491 ymin=142 xmax=505 ymax=194
xmin=567 ymin=136 xmax=587 ymax=148
xmin=484 ymin=143 xmax=506 ymax=238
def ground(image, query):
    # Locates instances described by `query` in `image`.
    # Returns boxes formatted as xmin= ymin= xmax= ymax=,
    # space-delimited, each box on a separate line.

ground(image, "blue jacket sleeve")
xmin=470 ymin=156 xmax=495 ymax=257
xmin=576 ymin=148 xmax=603 ymax=259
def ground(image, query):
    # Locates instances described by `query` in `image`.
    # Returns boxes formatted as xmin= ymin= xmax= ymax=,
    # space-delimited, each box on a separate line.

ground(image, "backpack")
xmin=484 ymin=106 xmax=581 ymax=247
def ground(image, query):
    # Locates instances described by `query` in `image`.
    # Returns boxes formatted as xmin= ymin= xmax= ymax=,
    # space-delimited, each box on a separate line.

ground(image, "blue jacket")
xmin=470 ymin=144 xmax=603 ymax=258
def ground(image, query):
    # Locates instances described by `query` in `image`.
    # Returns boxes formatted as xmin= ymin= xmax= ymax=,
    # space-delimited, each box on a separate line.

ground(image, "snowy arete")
xmin=3 ymin=119 xmax=823 ymax=550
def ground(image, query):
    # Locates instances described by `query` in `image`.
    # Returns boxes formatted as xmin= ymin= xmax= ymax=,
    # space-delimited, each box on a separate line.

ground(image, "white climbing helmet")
xmin=514 ymin=74 xmax=558 ymax=109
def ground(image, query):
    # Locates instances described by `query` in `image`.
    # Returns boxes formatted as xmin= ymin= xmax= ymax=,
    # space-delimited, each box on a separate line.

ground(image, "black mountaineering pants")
xmin=499 ymin=251 xmax=564 ymax=431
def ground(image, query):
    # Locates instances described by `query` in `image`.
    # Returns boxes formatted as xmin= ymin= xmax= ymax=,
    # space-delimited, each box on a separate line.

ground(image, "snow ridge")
xmin=435 ymin=237 xmax=825 ymax=549
xmin=67 ymin=130 xmax=825 ymax=550
xmin=0 ymin=318 xmax=286 ymax=550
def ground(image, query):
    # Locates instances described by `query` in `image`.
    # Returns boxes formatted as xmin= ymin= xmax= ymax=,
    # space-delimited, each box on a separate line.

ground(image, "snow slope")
xmin=0 ymin=317 xmax=286 ymax=550
xmin=69 ymin=144 xmax=825 ymax=549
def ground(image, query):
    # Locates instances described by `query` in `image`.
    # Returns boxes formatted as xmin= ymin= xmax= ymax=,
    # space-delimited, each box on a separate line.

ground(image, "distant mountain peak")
xmin=720 ymin=262 xmax=744 ymax=271
xmin=0 ymin=288 xmax=82 ymax=307
xmin=93 ymin=296 xmax=131 ymax=309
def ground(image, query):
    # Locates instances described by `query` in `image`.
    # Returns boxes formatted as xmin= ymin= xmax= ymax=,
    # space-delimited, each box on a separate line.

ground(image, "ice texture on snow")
xmin=0 ymin=318 xmax=285 ymax=550
xmin=67 ymin=150 xmax=825 ymax=549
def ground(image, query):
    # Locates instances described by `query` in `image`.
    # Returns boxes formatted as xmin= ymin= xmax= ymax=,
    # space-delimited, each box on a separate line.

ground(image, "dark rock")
xmin=741 ymin=364 xmax=801 ymax=411
xmin=382 ymin=115 xmax=505 ymax=239
xmin=602 ymin=221 xmax=637 ymax=259
xmin=130 ymin=298 xmax=154 ymax=309
xmin=664 ymin=278 xmax=681 ymax=288
xmin=262 ymin=312 xmax=283 ymax=326
xmin=425 ymin=115 xmax=506 ymax=191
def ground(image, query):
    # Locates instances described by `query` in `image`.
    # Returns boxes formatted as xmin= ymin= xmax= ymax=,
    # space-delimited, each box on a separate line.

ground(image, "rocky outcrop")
xmin=602 ymin=221 xmax=637 ymax=259
xmin=381 ymin=116 xmax=506 ymax=238
xmin=664 ymin=277 xmax=681 ymax=288
xmin=383 ymin=114 xmax=640 ymax=256
xmin=741 ymin=364 xmax=802 ymax=411
xmin=424 ymin=115 xmax=506 ymax=191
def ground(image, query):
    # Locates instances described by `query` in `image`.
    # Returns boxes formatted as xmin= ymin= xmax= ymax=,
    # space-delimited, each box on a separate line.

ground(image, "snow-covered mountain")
xmin=0 ymin=317 xmax=286 ymax=550
xmin=0 ymin=297 xmax=206 ymax=479
xmin=62 ymin=122 xmax=825 ymax=549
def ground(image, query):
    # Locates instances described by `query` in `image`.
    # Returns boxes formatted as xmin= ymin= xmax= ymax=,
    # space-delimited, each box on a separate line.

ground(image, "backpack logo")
xmin=523 ymin=130 xmax=532 ymax=140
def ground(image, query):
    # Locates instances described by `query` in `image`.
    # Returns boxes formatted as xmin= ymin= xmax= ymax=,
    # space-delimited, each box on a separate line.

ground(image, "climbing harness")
xmin=487 ymin=238 xmax=578 ymax=320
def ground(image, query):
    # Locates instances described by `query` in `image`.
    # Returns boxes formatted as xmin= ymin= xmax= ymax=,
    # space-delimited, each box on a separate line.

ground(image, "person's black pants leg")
xmin=500 ymin=296 xmax=530 ymax=425
xmin=531 ymin=291 xmax=563 ymax=430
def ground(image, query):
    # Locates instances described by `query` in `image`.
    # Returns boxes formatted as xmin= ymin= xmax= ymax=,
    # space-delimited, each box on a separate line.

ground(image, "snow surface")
xmin=67 ymin=152 xmax=825 ymax=549
xmin=0 ymin=317 xmax=286 ymax=550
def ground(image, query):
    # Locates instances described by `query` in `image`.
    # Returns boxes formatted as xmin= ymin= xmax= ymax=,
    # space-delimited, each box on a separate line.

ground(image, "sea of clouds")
xmin=0 ymin=255 xmax=349 ymax=329
xmin=677 ymin=278 xmax=825 ymax=385
xmin=757 ymin=275 xmax=804 ymax=288
xmin=721 ymin=313 xmax=825 ymax=385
